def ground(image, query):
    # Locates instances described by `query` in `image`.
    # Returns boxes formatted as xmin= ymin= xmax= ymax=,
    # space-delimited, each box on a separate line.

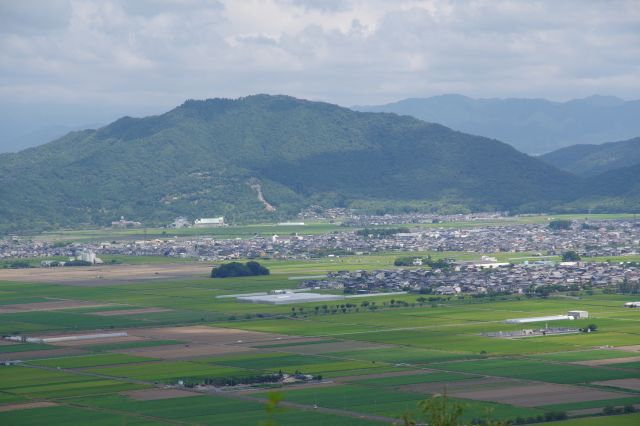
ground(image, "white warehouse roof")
xmin=237 ymin=292 xmax=345 ymax=305
xmin=504 ymin=315 xmax=572 ymax=324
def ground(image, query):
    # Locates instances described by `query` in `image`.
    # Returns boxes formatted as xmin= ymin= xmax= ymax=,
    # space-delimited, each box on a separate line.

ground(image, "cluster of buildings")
xmin=302 ymin=261 xmax=640 ymax=295
xmin=111 ymin=217 xmax=142 ymax=228
xmin=111 ymin=216 xmax=226 ymax=229
xmin=1 ymin=218 xmax=639 ymax=268
xmin=296 ymin=207 xmax=510 ymax=225
xmin=341 ymin=212 xmax=510 ymax=227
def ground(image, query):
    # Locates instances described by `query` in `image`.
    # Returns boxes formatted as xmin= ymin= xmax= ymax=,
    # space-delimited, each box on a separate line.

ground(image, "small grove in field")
xmin=211 ymin=261 xmax=270 ymax=278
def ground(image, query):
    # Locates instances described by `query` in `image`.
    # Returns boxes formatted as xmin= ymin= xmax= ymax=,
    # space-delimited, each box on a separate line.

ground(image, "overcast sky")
xmin=1 ymin=0 xmax=639 ymax=151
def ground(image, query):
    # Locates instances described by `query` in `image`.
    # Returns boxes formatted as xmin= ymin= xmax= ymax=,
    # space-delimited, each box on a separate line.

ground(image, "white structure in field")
xmin=624 ymin=302 xmax=640 ymax=308
xmin=70 ymin=249 xmax=103 ymax=265
xmin=237 ymin=291 xmax=345 ymax=305
xmin=505 ymin=310 xmax=589 ymax=324
xmin=505 ymin=315 xmax=572 ymax=324
xmin=4 ymin=332 xmax=127 ymax=344
xmin=568 ymin=310 xmax=589 ymax=319
xmin=194 ymin=217 xmax=225 ymax=227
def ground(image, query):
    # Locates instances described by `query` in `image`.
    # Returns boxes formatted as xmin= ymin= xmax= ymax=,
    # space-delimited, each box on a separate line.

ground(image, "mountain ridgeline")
xmin=355 ymin=94 xmax=640 ymax=155
xmin=0 ymin=95 xmax=636 ymax=233
xmin=540 ymin=137 xmax=640 ymax=177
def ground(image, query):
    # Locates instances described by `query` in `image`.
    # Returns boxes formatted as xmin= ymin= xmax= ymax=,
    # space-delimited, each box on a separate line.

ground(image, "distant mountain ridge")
xmin=0 ymin=94 xmax=590 ymax=233
xmin=539 ymin=137 xmax=640 ymax=177
xmin=354 ymin=94 xmax=640 ymax=154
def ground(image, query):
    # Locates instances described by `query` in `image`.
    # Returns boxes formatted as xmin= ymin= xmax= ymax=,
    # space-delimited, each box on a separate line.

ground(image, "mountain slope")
xmin=561 ymin=163 xmax=640 ymax=213
xmin=0 ymin=95 xmax=582 ymax=232
xmin=354 ymin=95 xmax=640 ymax=154
xmin=539 ymin=137 xmax=640 ymax=177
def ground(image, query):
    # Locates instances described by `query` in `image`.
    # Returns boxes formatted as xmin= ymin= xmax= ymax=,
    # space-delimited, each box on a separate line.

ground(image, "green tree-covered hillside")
xmin=0 ymin=95 xmax=589 ymax=232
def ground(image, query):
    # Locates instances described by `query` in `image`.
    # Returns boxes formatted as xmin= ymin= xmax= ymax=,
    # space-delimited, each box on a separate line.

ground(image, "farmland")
xmin=1 ymin=250 xmax=640 ymax=425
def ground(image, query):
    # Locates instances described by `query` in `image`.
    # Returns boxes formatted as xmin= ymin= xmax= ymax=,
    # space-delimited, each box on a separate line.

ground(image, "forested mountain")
xmin=354 ymin=95 xmax=640 ymax=154
xmin=0 ymin=95 xmax=584 ymax=233
xmin=561 ymin=163 xmax=640 ymax=213
xmin=540 ymin=137 xmax=640 ymax=177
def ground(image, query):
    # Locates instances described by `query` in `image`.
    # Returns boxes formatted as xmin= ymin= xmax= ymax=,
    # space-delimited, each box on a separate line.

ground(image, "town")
xmin=302 ymin=260 xmax=640 ymax=296
xmin=2 ymin=215 xmax=638 ymax=263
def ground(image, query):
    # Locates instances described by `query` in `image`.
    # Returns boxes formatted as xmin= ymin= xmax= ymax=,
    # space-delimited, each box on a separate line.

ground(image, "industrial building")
xmin=568 ymin=310 xmax=589 ymax=319
xmin=236 ymin=292 xmax=345 ymax=305
xmin=194 ymin=217 xmax=225 ymax=227
xmin=505 ymin=310 xmax=589 ymax=324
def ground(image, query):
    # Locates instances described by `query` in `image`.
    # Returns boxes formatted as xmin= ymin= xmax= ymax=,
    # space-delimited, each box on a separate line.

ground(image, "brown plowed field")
xmin=0 ymin=263 xmax=211 ymax=285
xmin=592 ymin=378 xmax=640 ymax=391
xmin=0 ymin=402 xmax=58 ymax=412
xmin=454 ymin=383 xmax=627 ymax=407
xmin=0 ymin=300 xmax=112 ymax=314
xmin=90 ymin=307 xmax=172 ymax=316
xmin=575 ymin=355 xmax=640 ymax=366
xmin=402 ymin=377 xmax=630 ymax=407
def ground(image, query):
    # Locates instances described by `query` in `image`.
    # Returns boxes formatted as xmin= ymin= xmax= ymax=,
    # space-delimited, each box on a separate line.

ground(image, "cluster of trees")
xmin=511 ymin=411 xmax=568 ymax=424
xmin=394 ymin=255 xmax=451 ymax=269
xmin=618 ymin=278 xmax=640 ymax=294
xmin=561 ymin=251 xmax=581 ymax=261
xmin=0 ymin=260 xmax=32 ymax=269
xmin=580 ymin=324 xmax=598 ymax=333
xmin=65 ymin=260 xmax=93 ymax=267
xmin=399 ymin=392 xmax=569 ymax=426
xmin=211 ymin=261 xmax=270 ymax=278
xmin=179 ymin=370 xmax=322 ymax=388
xmin=181 ymin=374 xmax=282 ymax=388
xmin=603 ymin=405 xmax=635 ymax=415
xmin=549 ymin=219 xmax=572 ymax=230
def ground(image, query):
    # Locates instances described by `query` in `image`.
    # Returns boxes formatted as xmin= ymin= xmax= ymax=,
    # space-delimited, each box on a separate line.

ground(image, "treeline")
xmin=618 ymin=279 xmax=640 ymax=294
xmin=549 ymin=219 xmax=571 ymax=230
xmin=211 ymin=261 xmax=270 ymax=278
xmin=0 ymin=260 xmax=32 ymax=269
xmin=178 ymin=371 xmax=322 ymax=388
xmin=394 ymin=255 xmax=451 ymax=269
xmin=181 ymin=374 xmax=281 ymax=388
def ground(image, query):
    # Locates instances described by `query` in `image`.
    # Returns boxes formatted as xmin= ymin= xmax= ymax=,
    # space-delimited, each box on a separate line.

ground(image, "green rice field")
xmin=1 ymin=250 xmax=640 ymax=425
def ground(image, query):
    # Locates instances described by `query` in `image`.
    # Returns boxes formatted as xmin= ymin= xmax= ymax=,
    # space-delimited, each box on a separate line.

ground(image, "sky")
xmin=1 ymin=0 xmax=639 ymax=152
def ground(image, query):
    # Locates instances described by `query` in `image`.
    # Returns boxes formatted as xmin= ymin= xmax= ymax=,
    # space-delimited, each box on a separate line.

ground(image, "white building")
xmin=624 ymin=302 xmax=640 ymax=308
xmin=171 ymin=217 xmax=191 ymax=228
xmin=568 ymin=310 xmax=589 ymax=319
xmin=111 ymin=216 xmax=142 ymax=228
xmin=194 ymin=217 xmax=225 ymax=228
xmin=71 ymin=249 xmax=103 ymax=265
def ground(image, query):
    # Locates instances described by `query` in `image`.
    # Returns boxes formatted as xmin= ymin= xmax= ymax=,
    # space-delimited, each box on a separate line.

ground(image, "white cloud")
xmin=1 ymin=0 xmax=639 ymax=110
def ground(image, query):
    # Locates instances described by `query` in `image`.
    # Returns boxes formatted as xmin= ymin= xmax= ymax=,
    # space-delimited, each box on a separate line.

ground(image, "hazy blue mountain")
xmin=540 ymin=137 xmax=640 ymax=177
xmin=0 ymin=102 xmax=163 ymax=153
xmin=354 ymin=95 xmax=640 ymax=154
xmin=0 ymin=95 xmax=580 ymax=233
